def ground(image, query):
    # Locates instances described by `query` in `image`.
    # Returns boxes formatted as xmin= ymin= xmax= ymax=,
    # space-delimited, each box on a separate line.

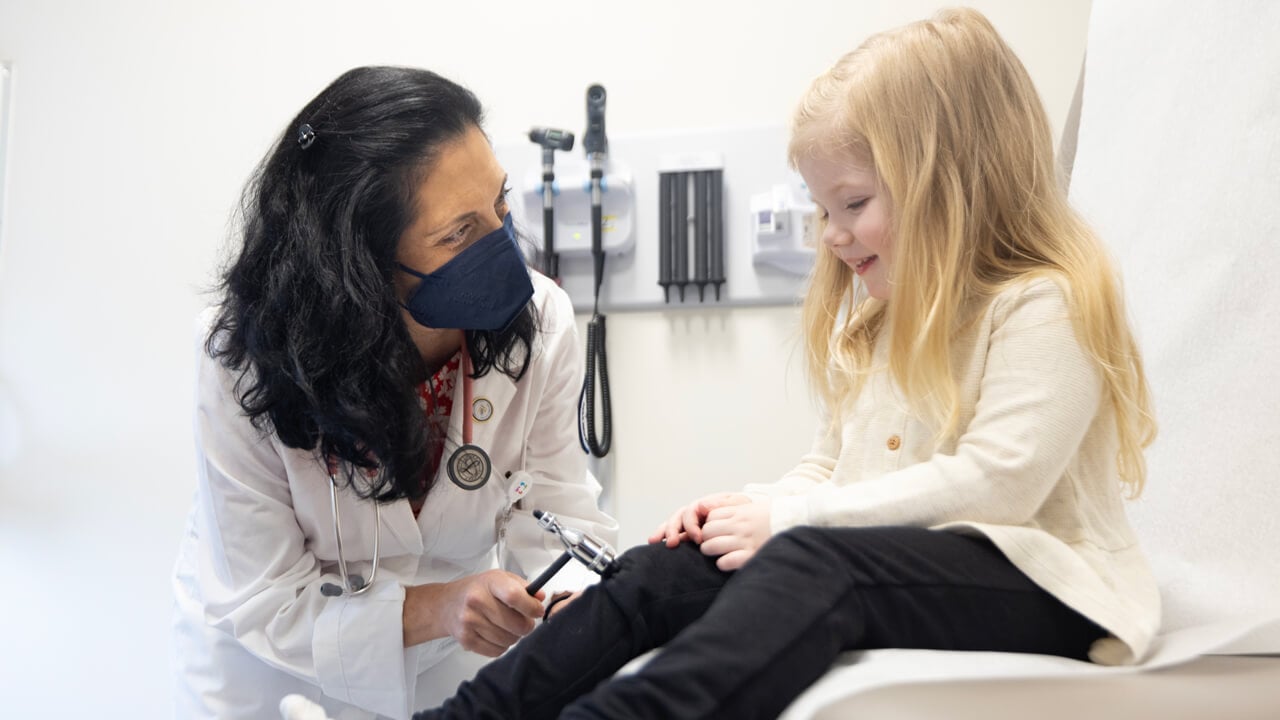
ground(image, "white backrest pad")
xmin=1069 ymin=0 xmax=1280 ymax=631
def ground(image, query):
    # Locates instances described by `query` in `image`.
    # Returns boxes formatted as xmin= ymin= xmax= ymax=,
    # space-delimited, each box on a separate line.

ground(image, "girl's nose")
xmin=821 ymin=221 xmax=852 ymax=249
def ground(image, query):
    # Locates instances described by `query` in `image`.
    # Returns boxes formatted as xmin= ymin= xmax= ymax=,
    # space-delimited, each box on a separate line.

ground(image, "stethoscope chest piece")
xmin=447 ymin=443 xmax=491 ymax=490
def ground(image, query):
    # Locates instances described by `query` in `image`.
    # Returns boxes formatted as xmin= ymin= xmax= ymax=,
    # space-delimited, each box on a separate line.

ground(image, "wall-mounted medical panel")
xmin=495 ymin=125 xmax=815 ymax=313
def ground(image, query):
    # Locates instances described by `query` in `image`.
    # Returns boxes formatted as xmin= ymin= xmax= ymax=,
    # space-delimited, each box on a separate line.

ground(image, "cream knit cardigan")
xmin=745 ymin=278 xmax=1160 ymax=665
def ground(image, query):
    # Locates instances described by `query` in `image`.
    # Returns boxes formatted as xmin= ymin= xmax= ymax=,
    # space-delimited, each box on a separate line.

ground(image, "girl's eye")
xmin=496 ymin=187 xmax=512 ymax=209
xmin=846 ymin=198 xmax=869 ymax=211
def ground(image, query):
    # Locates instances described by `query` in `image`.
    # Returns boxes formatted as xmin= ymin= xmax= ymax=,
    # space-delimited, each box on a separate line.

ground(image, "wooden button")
xmin=887 ymin=434 xmax=902 ymax=451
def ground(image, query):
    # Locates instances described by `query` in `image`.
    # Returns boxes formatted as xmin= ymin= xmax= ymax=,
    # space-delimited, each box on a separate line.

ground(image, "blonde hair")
xmin=788 ymin=8 xmax=1156 ymax=496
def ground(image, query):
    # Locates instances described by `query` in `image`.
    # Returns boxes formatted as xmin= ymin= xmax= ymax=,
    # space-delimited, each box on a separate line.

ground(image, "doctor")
xmin=172 ymin=66 xmax=617 ymax=720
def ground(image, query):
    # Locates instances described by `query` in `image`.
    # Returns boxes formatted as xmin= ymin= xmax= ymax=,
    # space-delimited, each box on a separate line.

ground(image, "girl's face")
xmin=797 ymin=153 xmax=893 ymax=300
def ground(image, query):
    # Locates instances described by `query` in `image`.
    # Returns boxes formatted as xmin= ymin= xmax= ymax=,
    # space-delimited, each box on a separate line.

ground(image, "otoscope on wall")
xmin=578 ymin=84 xmax=613 ymax=459
xmin=527 ymin=127 xmax=574 ymax=282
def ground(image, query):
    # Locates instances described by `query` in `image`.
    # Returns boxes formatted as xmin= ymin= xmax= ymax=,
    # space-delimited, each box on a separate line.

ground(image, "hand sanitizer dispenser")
xmin=750 ymin=184 xmax=817 ymax=276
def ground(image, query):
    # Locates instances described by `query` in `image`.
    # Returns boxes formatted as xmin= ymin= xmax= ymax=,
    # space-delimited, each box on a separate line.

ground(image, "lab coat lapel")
xmin=458 ymin=365 xmax=520 ymax=469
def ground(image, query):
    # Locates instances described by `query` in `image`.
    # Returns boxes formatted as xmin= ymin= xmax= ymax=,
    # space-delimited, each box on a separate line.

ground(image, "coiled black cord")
xmin=578 ymin=311 xmax=611 ymax=457
xmin=578 ymin=190 xmax=612 ymax=458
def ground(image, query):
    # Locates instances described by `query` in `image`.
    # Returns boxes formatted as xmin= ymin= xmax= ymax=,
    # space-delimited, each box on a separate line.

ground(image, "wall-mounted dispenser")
xmin=750 ymin=183 xmax=817 ymax=276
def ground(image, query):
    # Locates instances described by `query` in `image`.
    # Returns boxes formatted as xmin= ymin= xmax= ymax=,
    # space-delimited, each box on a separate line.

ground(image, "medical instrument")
xmin=320 ymin=461 xmax=381 ymax=597
xmin=525 ymin=552 xmax=573 ymax=595
xmin=578 ymin=84 xmax=613 ymax=458
xmin=708 ymin=170 xmax=725 ymax=299
xmin=658 ymin=158 xmax=726 ymax=302
xmin=670 ymin=172 xmax=689 ymax=300
xmin=750 ymin=184 xmax=817 ymax=276
xmin=584 ymin=85 xmax=608 ymax=304
xmin=320 ymin=340 xmax=492 ymax=598
xmin=528 ymin=127 xmax=575 ymax=281
xmin=447 ymin=336 xmax=492 ymax=490
xmin=525 ymin=509 xmax=619 ymax=595
xmin=658 ymin=172 xmax=673 ymax=302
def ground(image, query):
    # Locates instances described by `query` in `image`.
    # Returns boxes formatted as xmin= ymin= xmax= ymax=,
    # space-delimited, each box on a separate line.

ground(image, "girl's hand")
xmin=403 ymin=570 xmax=545 ymax=656
xmin=649 ymin=493 xmax=753 ymax=547
xmin=698 ymin=499 xmax=774 ymax=571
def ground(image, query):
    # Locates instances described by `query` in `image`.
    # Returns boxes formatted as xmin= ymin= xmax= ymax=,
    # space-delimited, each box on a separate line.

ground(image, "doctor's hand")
xmin=698 ymin=499 xmax=773 ymax=571
xmin=649 ymin=493 xmax=753 ymax=547
xmin=403 ymin=570 xmax=545 ymax=657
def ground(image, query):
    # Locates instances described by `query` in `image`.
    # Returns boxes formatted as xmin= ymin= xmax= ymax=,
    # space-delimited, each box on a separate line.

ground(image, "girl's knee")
xmin=598 ymin=541 xmax=728 ymax=633
xmin=604 ymin=541 xmax=724 ymax=598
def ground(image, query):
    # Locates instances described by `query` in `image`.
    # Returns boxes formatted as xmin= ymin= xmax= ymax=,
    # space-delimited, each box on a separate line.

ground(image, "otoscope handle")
xmin=591 ymin=201 xmax=604 ymax=299
xmin=543 ymin=205 xmax=558 ymax=280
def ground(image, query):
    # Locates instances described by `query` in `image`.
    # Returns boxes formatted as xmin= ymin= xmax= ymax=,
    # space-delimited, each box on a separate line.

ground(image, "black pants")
xmin=416 ymin=526 xmax=1104 ymax=720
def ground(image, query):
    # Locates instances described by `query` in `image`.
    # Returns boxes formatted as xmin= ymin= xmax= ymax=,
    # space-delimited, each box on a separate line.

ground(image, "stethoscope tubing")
xmin=325 ymin=334 xmax=477 ymax=598
xmin=327 ymin=471 xmax=380 ymax=596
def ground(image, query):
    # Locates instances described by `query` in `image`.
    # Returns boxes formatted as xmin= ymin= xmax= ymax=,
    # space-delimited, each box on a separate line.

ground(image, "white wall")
xmin=0 ymin=1 xmax=1089 ymax=715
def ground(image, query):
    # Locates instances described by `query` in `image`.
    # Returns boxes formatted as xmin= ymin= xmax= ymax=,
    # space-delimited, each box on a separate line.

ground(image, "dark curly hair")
xmin=209 ymin=66 xmax=537 ymax=503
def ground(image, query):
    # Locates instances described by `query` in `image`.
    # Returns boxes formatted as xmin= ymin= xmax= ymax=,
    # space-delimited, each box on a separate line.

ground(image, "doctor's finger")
xmin=491 ymin=573 xmax=547 ymax=618
xmin=480 ymin=596 xmax=538 ymax=638
xmin=459 ymin=628 xmax=508 ymax=658
xmin=472 ymin=618 xmax=522 ymax=649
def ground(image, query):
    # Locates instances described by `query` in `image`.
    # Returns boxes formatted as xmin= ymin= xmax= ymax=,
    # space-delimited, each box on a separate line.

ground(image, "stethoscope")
xmin=320 ymin=336 xmax=493 ymax=598
xmin=320 ymin=461 xmax=380 ymax=597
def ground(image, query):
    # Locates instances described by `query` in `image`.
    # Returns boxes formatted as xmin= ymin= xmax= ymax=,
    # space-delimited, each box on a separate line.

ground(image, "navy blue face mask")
xmin=398 ymin=213 xmax=534 ymax=331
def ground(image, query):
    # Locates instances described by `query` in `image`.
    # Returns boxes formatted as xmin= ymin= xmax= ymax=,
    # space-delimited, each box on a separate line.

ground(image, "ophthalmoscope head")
xmin=529 ymin=127 xmax=575 ymax=152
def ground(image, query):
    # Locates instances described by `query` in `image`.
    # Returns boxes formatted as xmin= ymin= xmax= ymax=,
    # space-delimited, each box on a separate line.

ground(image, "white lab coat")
xmin=172 ymin=274 xmax=617 ymax=720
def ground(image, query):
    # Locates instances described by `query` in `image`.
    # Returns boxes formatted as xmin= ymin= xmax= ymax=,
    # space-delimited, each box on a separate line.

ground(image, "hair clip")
xmin=297 ymin=123 xmax=316 ymax=150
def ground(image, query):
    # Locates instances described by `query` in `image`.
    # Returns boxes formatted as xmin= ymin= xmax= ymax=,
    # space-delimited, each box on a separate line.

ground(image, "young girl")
xmin=410 ymin=8 xmax=1160 ymax=719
